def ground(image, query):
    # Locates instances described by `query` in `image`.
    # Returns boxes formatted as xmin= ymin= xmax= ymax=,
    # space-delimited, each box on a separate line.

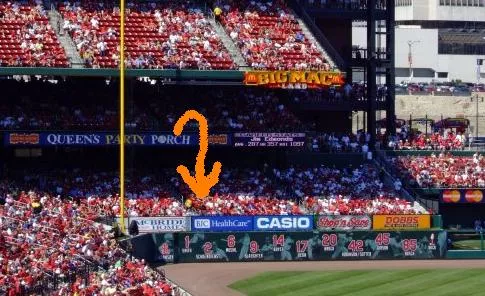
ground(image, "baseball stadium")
xmin=0 ymin=0 xmax=485 ymax=295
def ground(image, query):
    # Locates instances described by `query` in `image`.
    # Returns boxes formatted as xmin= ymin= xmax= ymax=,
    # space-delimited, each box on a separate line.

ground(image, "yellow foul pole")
xmin=119 ymin=0 xmax=126 ymax=234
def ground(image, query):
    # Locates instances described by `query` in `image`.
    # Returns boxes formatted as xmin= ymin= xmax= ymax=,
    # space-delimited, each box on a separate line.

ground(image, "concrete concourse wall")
xmin=395 ymin=93 xmax=485 ymax=136
xmin=352 ymin=93 xmax=485 ymax=136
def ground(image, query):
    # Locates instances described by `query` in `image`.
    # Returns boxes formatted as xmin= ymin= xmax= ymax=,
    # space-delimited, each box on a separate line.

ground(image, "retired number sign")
xmin=165 ymin=231 xmax=446 ymax=263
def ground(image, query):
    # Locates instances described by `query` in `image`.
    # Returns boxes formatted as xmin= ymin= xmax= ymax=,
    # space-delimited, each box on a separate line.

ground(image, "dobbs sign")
xmin=373 ymin=215 xmax=431 ymax=230
xmin=244 ymin=70 xmax=345 ymax=89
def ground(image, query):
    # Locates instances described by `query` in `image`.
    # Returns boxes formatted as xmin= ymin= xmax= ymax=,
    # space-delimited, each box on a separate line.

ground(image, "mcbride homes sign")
xmin=244 ymin=70 xmax=345 ymax=89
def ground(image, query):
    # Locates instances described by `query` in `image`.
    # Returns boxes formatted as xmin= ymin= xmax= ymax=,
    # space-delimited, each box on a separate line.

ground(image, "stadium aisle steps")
xmin=207 ymin=14 xmax=248 ymax=68
xmin=289 ymin=8 xmax=340 ymax=70
xmin=48 ymin=9 xmax=85 ymax=68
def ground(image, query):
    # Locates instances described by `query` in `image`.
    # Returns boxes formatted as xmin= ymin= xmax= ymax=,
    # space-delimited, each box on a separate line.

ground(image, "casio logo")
xmin=256 ymin=217 xmax=311 ymax=229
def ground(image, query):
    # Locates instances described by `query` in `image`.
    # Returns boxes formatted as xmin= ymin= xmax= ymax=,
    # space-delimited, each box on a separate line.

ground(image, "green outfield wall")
xmin=128 ymin=230 xmax=447 ymax=264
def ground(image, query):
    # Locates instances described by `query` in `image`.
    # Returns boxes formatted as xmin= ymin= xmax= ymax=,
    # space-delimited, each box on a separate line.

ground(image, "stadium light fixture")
xmin=407 ymin=40 xmax=420 ymax=82
xmin=471 ymin=94 xmax=485 ymax=138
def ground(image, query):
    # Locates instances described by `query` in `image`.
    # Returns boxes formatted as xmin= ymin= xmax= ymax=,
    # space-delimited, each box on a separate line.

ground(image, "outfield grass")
xmin=229 ymin=269 xmax=485 ymax=296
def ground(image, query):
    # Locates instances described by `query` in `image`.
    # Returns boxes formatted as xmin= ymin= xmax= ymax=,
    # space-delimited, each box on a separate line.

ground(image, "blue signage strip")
xmin=4 ymin=132 xmax=230 ymax=146
xmin=191 ymin=216 xmax=254 ymax=232
xmin=253 ymin=215 xmax=314 ymax=231
xmin=191 ymin=215 xmax=314 ymax=232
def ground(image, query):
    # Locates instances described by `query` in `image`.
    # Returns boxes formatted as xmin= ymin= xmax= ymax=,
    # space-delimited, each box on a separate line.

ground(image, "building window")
xmin=440 ymin=0 xmax=485 ymax=5
xmin=396 ymin=0 xmax=413 ymax=6
xmin=437 ymin=72 xmax=448 ymax=78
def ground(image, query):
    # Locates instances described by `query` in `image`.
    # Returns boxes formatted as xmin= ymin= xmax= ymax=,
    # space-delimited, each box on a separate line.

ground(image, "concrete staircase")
xmin=207 ymin=16 xmax=249 ymax=69
xmin=288 ymin=0 xmax=347 ymax=71
xmin=48 ymin=10 xmax=85 ymax=68
xmin=292 ymin=12 xmax=337 ymax=70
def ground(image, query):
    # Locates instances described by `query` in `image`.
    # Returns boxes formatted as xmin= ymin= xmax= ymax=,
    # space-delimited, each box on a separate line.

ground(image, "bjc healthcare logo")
xmin=194 ymin=219 xmax=211 ymax=229
xmin=191 ymin=216 xmax=253 ymax=232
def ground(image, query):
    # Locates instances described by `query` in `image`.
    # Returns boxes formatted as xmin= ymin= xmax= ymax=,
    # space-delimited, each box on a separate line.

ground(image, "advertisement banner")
xmin=373 ymin=215 xmax=431 ymax=230
xmin=174 ymin=230 xmax=447 ymax=263
xmin=233 ymin=133 xmax=306 ymax=148
xmin=316 ymin=215 xmax=371 ymax=231
xmin=441 ymin=189 xmax=484 ymax=203
xmin=253 ymin=216 xmax=313 ymax=231
xmin=191 ymin=216 xmax=254 ymax=232
xmin=244 ymin=70 xmax=345 ymax=89
xmin=119 ymin=217 xmax=190 ymax=233
xmin=4 ymin=132 xmax=230 ymax=146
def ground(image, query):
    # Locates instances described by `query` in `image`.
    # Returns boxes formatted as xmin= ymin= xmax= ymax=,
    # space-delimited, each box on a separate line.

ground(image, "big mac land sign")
xmin=441 ymin=189 xmax=484 ymax=203
xmin=244 ymin=70 xmax=345 ymax=89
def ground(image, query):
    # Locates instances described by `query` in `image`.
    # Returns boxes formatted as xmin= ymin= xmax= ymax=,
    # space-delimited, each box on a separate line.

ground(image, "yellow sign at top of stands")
xmin=244 ymin=70 xmax=345 ymax=88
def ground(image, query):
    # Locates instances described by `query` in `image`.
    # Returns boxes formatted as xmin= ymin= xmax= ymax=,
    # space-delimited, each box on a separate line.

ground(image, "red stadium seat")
xmin=0 ymin=3 xmax=68 ymax=67
xmin=218 ymin=0 xmax=330 ymax=70
xmin=60 ymin=1 xmax=236 ymax=70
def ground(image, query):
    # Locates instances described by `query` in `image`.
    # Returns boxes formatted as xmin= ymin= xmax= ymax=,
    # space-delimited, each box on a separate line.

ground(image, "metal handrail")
xmin=290 ymin=0 xmax=346 ymax=70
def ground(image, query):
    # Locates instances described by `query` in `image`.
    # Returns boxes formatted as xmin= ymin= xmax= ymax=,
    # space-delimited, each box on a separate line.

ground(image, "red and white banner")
xmin=316 ymin=215 xmax=371 ymax=231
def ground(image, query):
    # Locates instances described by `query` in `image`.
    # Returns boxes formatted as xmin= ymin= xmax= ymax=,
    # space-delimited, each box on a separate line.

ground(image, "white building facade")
xmin=353 ymin=0 xmax=485 ymax=83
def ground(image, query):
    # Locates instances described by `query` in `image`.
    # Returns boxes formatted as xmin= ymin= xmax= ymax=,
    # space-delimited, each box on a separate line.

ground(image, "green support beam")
xmin=0 ymin=67 xmax=245 ymax=80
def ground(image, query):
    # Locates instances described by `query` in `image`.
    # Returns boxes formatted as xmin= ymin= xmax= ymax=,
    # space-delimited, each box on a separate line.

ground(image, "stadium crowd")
xmin=153 ymin=88 xmax=306 ymax=132
xmin=390 ymin=152 xmax=485 ymax=188
xmin=0 ymin=96 xmax=118 ymax=130
xmin=0 ymin=0 xmax=394 ymax=71
xmin=1 ymin=163 xmax=428 ymax=218
xmin=0 ymin=88 xmax=308 ymax=132
xmin=289 ymin=82 xmax=386 ymax=103
xmin=59 ymin=0 xmax=235 ymax=69
xmin=307 ymin=131 xmax=370 ymax=153
xmin=0 ymin=191 xmax=175 ymax=295
xmin=387 ymin=131 xmax=467 ymax=150
xmin=217 ymin=0 xmax=330 ymax=70
xmin=0 ymin=1 xmax=68 ymax=67
xmin=0 ymin=157 xmax=427 ymax=293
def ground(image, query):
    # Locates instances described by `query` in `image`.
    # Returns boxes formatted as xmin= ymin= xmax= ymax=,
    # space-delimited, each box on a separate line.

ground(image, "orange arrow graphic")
xmin=173 ymin=110 xmax=222 ymax=199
